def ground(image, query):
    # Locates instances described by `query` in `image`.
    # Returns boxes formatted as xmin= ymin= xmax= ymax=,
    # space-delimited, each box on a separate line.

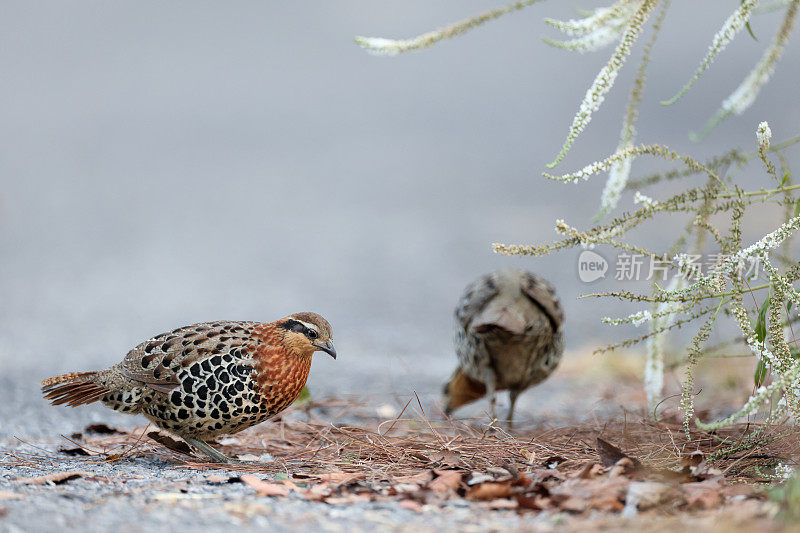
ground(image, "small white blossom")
xmin=757 ymin=121 xmax=772 ymax=149
xmin=354 ymin=0 xmax=542 ymax=56
xmin=544 ymin=0 xmax=636 ymax=36
xmin=776 ymin=463 xmax=795 ymax=480
xmin=630 ymin=310 xmax=652 ymax=327
xmin=696 ymin=3 xmax=798 ymax=140
xmin=663 ymin=0 xmax=760 ymax=105
xmin=548 ymin=0 xmax=657 ymax=167
xmin=633 ymin=191 xmax=657 ymax=207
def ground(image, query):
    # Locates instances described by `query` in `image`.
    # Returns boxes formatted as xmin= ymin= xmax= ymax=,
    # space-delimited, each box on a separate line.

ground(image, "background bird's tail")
xmin=41 ymin=371 xmax=108 ymax=406
xmin=443 ymin=369 xmax=487 ymax=414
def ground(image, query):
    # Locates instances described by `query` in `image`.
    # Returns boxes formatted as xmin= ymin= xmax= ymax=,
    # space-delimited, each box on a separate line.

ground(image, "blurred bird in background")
xmin=444 ymin=268 xmax=564 ymax=426
xmin=42 ymin=312 xmax=336 ymax=462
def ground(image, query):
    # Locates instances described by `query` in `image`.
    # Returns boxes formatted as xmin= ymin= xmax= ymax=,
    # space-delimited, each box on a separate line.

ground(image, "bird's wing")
xmin=520 ymin=273 xmax=564 ymax=332
xmin=455 ymin=274 xmax=499 ymax=330
xmin=117 ymin=321 xmax=261 ymax=393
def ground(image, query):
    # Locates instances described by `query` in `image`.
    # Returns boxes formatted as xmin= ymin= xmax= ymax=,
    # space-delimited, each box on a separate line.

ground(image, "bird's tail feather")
xmin=41 ymin=371 xmax=108 ymax=406
xmin=443 ymin=369 xmax=487 ymax=414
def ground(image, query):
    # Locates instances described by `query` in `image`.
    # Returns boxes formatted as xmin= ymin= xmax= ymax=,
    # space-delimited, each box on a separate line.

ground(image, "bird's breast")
xmin=250 ymin=326 xmax=313 ymax=413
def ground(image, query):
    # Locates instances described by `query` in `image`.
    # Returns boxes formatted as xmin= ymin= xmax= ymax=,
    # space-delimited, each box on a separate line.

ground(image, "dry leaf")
xmin=313 ymin=472 xmax=364 ymax=484
xmin=57 ymin=447 xmax=90 ymax=457
xmin=240 ymin=474 xmax=290 ymax=497
xmin=589 ymin=494 xmax=625 ymax=513
xmin=608 ymin=457 xmax=637 ymax=478
xmin=394 ymin=471 xmax=433 ymax=485
xmin=84 ymin=423 xmax=123 ymax=435
xmin=623 ymin=481 xmax=682 ymax=512
xmin=679 ymin=450 xmax=705 ymax=468
xmin=467 ymin=472 xmax=495 ymax=486
xmin=516 ymin=494 xmax=545 ymax=511
xmin=556 ymin=495 xmax=588 ymax=513
xmin=682 ymin=479 xmax=723 ymax=509
xmin=484 ymin=498 xmax=518 ymax=510
xmin=596 ymin=438 xmax=642 ymax=469
xmin=398 ymin=499 xmax=423 ymax=512
xmin=16 ymin=471 xmax=89 ymax=485
xmin=0 ymin=491 xmax=23 ymax=500
xmin=573 ymin=462 xmax=603 ymax=479
xmin=147 ymin=432 xmax=193 ymax=455
xmin=466 ymin=481 xmax=514 ymax=501
xmin=428 ymin=470 xmax=463 ymax=493
xmin=427 ymin=450 xmax=461 ymax=467
xmin=541 ymin=455 xmax=568 ymax=468
xmin=323 ymin=494 xmax=372 ymax=505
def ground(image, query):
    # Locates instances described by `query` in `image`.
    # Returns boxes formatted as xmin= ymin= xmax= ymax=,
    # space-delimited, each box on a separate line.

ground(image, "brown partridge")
xmin=42 ymin=312 xmax=335 ymax=462
xmin=443 ymin=269 xmax=564 ymax=426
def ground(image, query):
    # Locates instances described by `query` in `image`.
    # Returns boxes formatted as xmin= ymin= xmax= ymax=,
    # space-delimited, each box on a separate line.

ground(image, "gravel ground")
xmin=0 ymin=457 xmax=552 ymax=533
xmin=0 ymin=351 xmax=644 ymax=533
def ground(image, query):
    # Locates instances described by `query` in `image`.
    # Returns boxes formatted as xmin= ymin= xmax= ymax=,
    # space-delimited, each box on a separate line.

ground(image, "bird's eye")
xmin=307 ymin=329 xmax=318 ymax=340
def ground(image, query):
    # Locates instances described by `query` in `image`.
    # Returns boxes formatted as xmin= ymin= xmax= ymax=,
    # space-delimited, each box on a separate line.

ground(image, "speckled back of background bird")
xmin=444 ymin=268 xmax=564 ymax=425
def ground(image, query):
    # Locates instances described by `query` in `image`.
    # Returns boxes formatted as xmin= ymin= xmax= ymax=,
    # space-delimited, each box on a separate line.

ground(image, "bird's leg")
xmin=185 ymin=437 xmax=237 ymax=463
xmin=476 ymin=351 xmax=498 ymax=423
xmin=506 ymin=390 xmax=520 ymax=429
xmin=485 ymin=375 xmax=497 ymax=422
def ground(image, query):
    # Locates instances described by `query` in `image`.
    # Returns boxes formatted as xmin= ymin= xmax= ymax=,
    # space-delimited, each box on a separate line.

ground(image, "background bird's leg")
xmin=484 ymin=373 xmax=497 ymax=421
xmin=185 ymin=437 xmax=236 ymax=463
xmin=507 ymin=389 xmax=520 ymax=428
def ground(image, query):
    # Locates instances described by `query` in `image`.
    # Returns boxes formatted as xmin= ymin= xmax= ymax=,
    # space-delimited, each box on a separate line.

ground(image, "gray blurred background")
xmin=1 ymin=1 xmax=798 ymax=437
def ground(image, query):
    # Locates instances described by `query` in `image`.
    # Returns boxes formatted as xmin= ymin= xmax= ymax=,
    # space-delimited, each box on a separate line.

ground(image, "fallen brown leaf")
xmin=428 ymin=470 xmax=463 ymax=493
xmin=624 ymin=481 xmax=683 ymax=512
xmin=85 ymin=423 xmax=123 ymax=435
xmin=466 ymin=481 xmax=514 ymax=501
xmin=483 ymin=498 xmax=518 ymax=510
xmin=16 ymin=471 xmax=90 ymax=486
xmin=573 ymin=462 xmax=603 ymax=479
xmin=682 ymin=479 xmax=723 ymax=509
xmin=302 ymin=483 xmax=332 ymax=502
xmin=427 ymin=450 xmax=461 ymax=467
xmin=541 ymin=455 xmax=568 ymax=468
xmin=679 ymin=450 xmax=705 ymax=468
xmin=240 ymin=474 xmax=290 ymax=497
xmin=467 ymin=472 xmax=495 ymax=486
xmin=555 ymin=495 xmax=588 ymax=513
xmin=515 ymin=494 xmax=545 ymax=511
xmin=324 ymin=494 xmax=372 ymax=505
xmin=398 ymin=499 xmax=423 ymax=512
xmin=147 ymin=432 xmax=193 ymax=455
xmin=596 ymin=438 xmax=642 ymax=469
xmin=58 ymin=447 xmax=90 ymax=457
xmin=609 ymin=457 xmax=638 ymax=478
xmin=589 ymin=494 xmax=625 ymax=513
xmin=394 ymin=471 xmax=433 ymax=485
xmin=312 ymin=472 xmax=364 ymax=484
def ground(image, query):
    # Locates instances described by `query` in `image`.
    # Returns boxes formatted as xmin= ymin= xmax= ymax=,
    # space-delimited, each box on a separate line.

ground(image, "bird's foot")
xmin=184 ymin=438 xmax=239 ymax=464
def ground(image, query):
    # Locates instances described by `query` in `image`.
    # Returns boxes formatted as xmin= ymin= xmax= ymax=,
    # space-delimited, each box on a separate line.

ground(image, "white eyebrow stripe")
xmin=295 ymin=320 xmax=319 ymax=333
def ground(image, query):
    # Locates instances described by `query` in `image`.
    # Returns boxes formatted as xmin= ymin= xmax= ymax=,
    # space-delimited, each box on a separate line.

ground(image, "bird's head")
xmin=278 ymin=312 xmax=336 ymax=359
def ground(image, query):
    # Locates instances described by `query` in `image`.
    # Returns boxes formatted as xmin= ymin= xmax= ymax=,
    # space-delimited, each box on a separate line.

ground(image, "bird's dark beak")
xmin=313 ymin=340 xmax=337 ymax=359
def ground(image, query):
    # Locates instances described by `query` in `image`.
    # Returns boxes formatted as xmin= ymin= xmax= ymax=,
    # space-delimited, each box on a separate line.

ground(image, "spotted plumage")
xmin=444 ymin=268 xmax=564 ymax=426
xmin=42 ymin=312 xmax=336 ymax=462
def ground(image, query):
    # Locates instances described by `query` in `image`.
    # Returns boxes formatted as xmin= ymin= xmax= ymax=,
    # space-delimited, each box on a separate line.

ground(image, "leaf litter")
xmin=2 ymin=397 xmax=800 ymax=518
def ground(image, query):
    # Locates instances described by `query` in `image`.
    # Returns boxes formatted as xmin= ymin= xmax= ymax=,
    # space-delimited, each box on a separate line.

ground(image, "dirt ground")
xmin=2 ymin=348 xmax=796 ymax=532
